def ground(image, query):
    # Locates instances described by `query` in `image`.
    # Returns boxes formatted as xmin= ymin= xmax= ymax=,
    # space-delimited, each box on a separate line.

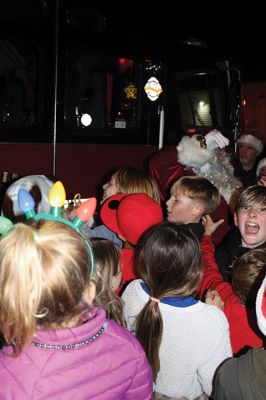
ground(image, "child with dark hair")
xmin=122 ymin=222 xmax=232 ymax=399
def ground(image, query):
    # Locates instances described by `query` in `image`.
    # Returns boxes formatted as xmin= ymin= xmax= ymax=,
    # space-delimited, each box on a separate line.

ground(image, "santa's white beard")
xmin=177 ymin=136 xmax=242 ymax=203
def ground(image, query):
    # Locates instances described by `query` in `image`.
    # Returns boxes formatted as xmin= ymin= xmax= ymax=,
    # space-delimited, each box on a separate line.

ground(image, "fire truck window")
xmin=108 ymin=57 xmax=138 ymax=130
xmin=65 ymin=50 xmax=139 ymax=132
xmin=175 ymin=73 xmax=223 ymax=133
xmin=0 ymin=39 xmax=40 ymax=134
xmin=65 ymin=50 xmax=105 ymax=130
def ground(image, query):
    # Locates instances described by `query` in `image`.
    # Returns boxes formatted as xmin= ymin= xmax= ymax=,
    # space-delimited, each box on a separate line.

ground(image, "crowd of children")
xmin=0 ymin=129 xmax=266 ymax=399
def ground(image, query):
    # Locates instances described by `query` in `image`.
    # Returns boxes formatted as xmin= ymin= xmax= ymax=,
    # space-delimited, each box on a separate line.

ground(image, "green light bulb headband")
xmin=0 ymin=181 xmax=96 ymax=278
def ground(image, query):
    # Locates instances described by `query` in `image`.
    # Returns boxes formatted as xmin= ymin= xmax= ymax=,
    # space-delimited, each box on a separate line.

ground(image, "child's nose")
xmin=248 ymin=208 xmax=259 ymax=217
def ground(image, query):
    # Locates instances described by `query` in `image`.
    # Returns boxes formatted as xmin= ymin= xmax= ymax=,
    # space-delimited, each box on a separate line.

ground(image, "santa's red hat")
xmin=256 ymin=274 xmax=266 ymax=336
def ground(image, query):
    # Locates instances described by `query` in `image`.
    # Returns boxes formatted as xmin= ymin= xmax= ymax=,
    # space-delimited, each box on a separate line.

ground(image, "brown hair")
xmin=135 ymin=222 xmax=203 ymax=380
xmin=231 ymin=248 xmax=266 ymax=306
xmin=91 ymin=238 xmax=126 ymax=327
xmin=115 ymin=167 xmax=161 ymax=203
xmin=171 ymin=176 xmax=220 ymax=215
xmin=237 ymin=185 xmax=266 ymax=210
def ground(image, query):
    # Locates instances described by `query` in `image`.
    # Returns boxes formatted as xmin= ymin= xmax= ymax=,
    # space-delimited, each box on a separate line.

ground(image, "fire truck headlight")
xmin=80 ymin=113 xmax=92 ymax=127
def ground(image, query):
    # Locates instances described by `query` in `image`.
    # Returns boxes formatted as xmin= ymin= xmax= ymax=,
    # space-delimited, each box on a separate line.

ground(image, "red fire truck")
xmin=1 ymin=0 xmax=259 ymax=199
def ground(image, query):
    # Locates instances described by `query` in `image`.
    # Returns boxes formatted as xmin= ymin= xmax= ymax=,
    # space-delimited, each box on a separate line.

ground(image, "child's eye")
xmin=239 ymin=206 xmax=250 ymax=211
xmin=239 ymin=205 xmax=266 ymax=214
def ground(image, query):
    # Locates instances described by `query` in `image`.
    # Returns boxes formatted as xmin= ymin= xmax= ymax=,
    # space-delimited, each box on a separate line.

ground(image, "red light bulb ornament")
xmin=72 ymin=198 xmax=97 ymax=229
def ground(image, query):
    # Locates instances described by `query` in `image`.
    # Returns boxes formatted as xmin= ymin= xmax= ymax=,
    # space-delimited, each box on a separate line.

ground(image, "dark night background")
xmin=1 ymin=0 xmax=265 ymax=83
xmin=88 ymin=2 xmax=266 ymax=83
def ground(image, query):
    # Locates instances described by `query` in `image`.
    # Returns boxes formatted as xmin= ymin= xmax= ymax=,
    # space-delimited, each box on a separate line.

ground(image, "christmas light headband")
xmin=0 ymin=181 xmax=96 ymax=278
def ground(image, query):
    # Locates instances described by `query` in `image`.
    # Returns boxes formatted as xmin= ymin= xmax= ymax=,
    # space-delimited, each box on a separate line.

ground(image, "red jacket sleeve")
xmin=200 ymin=235 xmax=264 ymax=355
xmin=199 ymin=235 xmax=237 ymax=307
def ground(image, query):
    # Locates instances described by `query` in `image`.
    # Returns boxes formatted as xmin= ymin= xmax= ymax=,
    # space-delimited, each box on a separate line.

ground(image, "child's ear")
xmin=111 ymin=271 xmax=122 ymax=292
xmin=194 ymin=203 xmax=204 ymax=217
xmin=83 ymin=281 xmax=96 ymax=305
xmin=234 ymin=212 xmax=238 ymax=226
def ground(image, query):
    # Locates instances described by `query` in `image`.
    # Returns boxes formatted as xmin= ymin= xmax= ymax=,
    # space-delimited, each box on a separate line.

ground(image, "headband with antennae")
xmin=0 ymin=181 xmax=96 ymax=278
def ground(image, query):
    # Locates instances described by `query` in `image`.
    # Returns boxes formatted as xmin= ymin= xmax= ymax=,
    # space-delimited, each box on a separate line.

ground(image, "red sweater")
xmin=199 ymin=235 xmax=264 ymax=355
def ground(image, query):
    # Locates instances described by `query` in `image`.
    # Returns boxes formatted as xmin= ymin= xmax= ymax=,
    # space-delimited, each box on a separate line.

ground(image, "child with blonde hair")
xmin=0 ymin=219 xmax=152 ymax=399
xmin=82 ymin=166 xmax=161 ymax=247
xmin=166 ymin=176 xmax=221 ymax=240
xmin=101 ymin=166 xmax=161 ymax=204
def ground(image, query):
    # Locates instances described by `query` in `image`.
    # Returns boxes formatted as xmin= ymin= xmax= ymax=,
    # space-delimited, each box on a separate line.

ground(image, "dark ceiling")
xmin=92 ymin=2 xmax=265 ymax=81
xmin=1 ymin=0 xmax=265 ymax=82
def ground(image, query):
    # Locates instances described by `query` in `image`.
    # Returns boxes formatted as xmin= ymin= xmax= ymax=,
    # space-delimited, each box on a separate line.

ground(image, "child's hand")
xmin=202 ymin=214 xmax=224 ymax=236
xmin=205 ymin=289 xmax=224 ymax=311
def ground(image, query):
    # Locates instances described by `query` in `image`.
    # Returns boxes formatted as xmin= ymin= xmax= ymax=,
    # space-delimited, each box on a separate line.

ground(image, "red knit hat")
xmin=100 ymin=193 xmax=163 ymax=245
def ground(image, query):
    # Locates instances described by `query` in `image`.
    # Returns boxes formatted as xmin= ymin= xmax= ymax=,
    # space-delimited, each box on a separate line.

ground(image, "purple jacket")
xmin=0 ymin=307 xmax=152 ymax=399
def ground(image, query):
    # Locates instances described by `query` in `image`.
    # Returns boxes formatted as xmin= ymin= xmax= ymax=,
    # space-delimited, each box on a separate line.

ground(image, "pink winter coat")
xmin=0 ymin=307 xmax=152 ymax=399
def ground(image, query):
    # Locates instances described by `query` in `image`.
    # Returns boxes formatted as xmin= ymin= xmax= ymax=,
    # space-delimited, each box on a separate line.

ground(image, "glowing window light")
xmin=144 ymin=77 xmax=163 ymax=101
